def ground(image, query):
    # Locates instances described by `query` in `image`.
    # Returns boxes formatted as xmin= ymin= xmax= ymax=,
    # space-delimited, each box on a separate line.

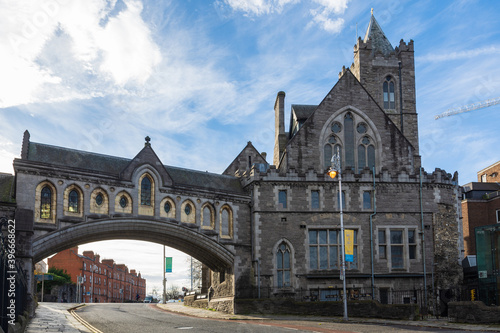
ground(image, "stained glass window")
xmin=141 ymin=176 xmax=151 ymax=206
xmin=95 ymin=193 xmax=103 ymax=206
xmin=41 ymin=186 xmax=51 ymax=219
xmin=344 ymin=113 xmax=354 ymax=168
xmin=164 ymin=201 xmax=171 ymax=214
xmin=119 ymin=196 xmax=128 ymax=208
xmin=68 ymin=190 xmax=79 ymax=212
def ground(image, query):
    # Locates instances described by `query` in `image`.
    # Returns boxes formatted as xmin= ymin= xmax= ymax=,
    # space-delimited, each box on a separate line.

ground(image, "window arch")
xmin=115 ymin=191 xmax=132 ymax=214
xmin=160 ymin=197 xmax=176 ymax=219
xmin=63 ymin=184 xmax=83 ymax=217
xmin=90 ymin=188 xmax=109 ymax=215
xmin=220 ymin=205 xmax=233 ymax=239
xmin=140 ymin=176 xmax=152 ymax=206
xmin=36 ymin=181 xmax=57 ymax=223
xmin=323 ymin=110 xmax=377 ymax=173
xmin=68 ymin=190 xmax=79 ymax=213
xmin=357 ymin=136 xmax=376 ymax=173
xmin=383 ymin=76 xmax=395 ymax=109
xmin=201 ymin=203 xmax=215 ymax=229
xmin=181 ymin=200 xmax=195 ymax=224
xmin=276 ymin=242 xmax=291 ymax=288
xmin=41 ymin=186 xmax=52 ymax=219
xmin=138 ymin=173 xmax=155 ymax=216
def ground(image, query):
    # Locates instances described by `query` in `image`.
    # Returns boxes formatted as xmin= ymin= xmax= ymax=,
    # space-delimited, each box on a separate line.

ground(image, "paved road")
xmin=74 ymin=303 xmax=492 ymax=333
xmin=76 ymin=303 xmax=322 ymax=332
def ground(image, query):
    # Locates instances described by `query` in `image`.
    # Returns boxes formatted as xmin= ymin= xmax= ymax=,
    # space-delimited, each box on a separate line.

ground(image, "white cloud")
xmin=312 ymin=0 xmax=349 ymax=15
xmin=0 ymin=0 xmax=160 ymax=108
xmin=417 ymin=45 xmax=500 ymax=63
xmin=222 ymin=0 xmax=298 ymax=15
xmin=308 ymin=0 xmax=350 ymax=34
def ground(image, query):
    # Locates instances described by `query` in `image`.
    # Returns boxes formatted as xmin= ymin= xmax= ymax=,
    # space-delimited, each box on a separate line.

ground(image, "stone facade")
xmin=228 ymin=13 xmax=462 ymax=304
xmin=6 ymin=12 xmax=463 ymax=316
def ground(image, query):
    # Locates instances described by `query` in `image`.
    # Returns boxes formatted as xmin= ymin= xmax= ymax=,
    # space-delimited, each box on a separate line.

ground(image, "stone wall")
xmin=448 ymin=301 xmax=500 ymax=323
xmin=235 ymin=299 xmax=418 ymax=320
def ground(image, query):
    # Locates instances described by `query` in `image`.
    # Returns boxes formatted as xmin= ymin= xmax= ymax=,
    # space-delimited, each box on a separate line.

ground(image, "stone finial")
xmin=145 ymin=136 xmax=151 ymax=147
xmin=371 ymin=8 xmax=374 ymax=15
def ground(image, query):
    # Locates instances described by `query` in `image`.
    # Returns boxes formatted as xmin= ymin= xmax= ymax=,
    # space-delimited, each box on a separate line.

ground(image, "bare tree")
xmin=186 ymin=256 xmax=203 ymax=291
xmin=167 ymin=284 xmax=180 ymax=299
xmin=151 ymin=285 xmax=159 ymax=298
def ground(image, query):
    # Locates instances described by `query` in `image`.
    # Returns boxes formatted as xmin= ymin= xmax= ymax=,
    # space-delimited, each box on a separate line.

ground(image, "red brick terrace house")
xmin=48 ymin=247 xmax=146 ymax=302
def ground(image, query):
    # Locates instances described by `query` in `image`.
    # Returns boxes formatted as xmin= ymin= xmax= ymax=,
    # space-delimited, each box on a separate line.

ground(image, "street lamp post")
xmin=327 ymin=147 xmax=348 ymax=321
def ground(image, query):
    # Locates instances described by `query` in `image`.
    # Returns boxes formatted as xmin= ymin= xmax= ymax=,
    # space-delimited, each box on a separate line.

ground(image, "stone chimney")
xmin=273 ymin=91 xmax=286 ymax=166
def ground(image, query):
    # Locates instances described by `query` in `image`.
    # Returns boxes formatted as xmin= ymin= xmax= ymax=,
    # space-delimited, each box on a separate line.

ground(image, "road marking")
xmin=176 ymin=327 xmax=194 ymax=330
xmin=69 ymin=308 xmax=104 ymax=333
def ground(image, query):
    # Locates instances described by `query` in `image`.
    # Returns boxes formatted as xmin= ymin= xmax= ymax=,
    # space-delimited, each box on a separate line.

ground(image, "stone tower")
xmin=350 ymin=12 xmax=420 ymax=166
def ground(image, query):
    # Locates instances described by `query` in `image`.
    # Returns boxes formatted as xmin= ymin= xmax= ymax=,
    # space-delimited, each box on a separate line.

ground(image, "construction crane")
xmin=434 ymin=97 xmax=500 ymax=120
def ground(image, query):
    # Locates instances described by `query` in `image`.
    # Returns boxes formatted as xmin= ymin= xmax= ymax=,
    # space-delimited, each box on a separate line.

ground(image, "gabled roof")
xmin=291 ymin=105 xmax=316 ymax=121
xmin=364 ymin=13 xmax=394 ymax=56
xmin=24 ymin=141 xmax=244 ymax=194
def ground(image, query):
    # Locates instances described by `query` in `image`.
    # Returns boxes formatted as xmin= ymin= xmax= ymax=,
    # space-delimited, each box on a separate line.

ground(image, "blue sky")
xmin=1 ymin=0 xmax=499 ymax=293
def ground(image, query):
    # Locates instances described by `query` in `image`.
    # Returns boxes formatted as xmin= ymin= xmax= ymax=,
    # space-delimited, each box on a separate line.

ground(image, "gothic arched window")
xmin=277 ymin=242 xmax=291 ymax=288
xmin=220 ymin=205 xmax=233 ymax=238
xmin=324 ymin=112 xmax=376 ymax=174
xmin=357 ymin=136 xmax=376 ymax=172
xmin=41 ymin=186 xmax=52 ymax=219
xmin=383 ymin=76 xmax=395 ymax=109
xmin=68 ymin=190 xmax=79 ymax=213
xmin=344 ymin=113 xmax=355 ymax=168
xmin=140 ymin=176 xmax=152 ymax=206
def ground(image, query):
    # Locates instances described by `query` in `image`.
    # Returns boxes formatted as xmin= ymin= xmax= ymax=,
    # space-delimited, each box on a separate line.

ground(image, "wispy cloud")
xmin=417 ymin=45 xmax=500 ymax=63
xmin=221 ymin=0 xmax=350 ymax=34
xmin=0 ymin=0 xmax=160 ymax=108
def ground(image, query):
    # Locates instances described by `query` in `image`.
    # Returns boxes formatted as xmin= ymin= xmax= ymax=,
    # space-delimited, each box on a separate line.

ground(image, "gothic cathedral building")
xmin=225 ymin=13 xmax=462 ymax=301
xmin=1 ymin=13 xmax=462 ymax=313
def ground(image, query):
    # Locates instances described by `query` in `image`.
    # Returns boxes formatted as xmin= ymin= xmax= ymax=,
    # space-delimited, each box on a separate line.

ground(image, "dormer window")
xmin=383 ymin=76 xmax=395 ymax=109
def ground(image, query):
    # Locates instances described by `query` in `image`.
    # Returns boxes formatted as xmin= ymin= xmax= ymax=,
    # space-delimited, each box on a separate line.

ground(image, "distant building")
xmin=462 ymin=161 xmax=500 ymax=257
xmin=48 ymin=247 xmax=146 ymax=303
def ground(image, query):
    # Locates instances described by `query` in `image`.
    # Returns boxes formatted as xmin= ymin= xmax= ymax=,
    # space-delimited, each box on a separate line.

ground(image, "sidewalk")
xmin=156 ymin=302 xmax=500 ymax=332
xmin=25 ymin=303 xmax=90 ymax=333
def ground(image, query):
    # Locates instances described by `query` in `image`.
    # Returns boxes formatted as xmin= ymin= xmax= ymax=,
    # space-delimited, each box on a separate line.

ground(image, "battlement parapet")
xmin=241 ymin=165 xmax=458 ymax=187
xmin=395 ymin=39 xmax=414 ymax=53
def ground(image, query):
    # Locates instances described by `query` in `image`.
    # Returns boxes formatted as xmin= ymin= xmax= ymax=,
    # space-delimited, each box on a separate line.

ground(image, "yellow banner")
xmin=345 ymin=230 xmax=354 ymax=262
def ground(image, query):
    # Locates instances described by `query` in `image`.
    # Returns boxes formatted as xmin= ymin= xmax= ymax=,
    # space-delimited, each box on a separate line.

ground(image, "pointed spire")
xmin=363 ymin=10 xmax=394 ymax=56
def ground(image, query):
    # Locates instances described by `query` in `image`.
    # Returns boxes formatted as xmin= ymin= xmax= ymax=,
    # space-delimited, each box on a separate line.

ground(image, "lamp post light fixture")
xmin=327 ymin=147 xmax=348 ymax=321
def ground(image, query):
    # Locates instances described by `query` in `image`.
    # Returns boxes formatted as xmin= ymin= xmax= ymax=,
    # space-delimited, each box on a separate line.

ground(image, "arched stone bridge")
xmin=12 ymin=132 xmax=252 ymax=315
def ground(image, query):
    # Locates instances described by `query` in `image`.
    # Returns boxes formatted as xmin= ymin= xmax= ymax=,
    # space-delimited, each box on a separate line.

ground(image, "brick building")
xmin=462 ymin=161 xmax=500 ymax=257
xmin=48 ymin=247 xmax=146 ymax=303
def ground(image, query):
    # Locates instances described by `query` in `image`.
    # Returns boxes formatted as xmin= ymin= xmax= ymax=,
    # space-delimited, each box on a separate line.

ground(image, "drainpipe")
xmin=369 ymin=167 xmax=377 ymax=299
xmin=419 ymin=167 xmax=428 ymax=308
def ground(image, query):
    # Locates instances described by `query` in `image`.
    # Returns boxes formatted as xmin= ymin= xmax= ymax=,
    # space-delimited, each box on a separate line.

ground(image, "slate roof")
xmin=25 ymin=142 xmax=244 ymax=194
xmin=364 ymin=14 xmax=394 ymax=56
xmin=291 ymin=105 xmax=317 ymax=121
xmin=0 ymin=173 xmax=15 ymax=203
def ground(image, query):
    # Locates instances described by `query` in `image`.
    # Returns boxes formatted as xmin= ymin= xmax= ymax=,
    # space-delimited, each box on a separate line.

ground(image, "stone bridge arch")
xmin=33 ymin=217 xmax=234 ymax=272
